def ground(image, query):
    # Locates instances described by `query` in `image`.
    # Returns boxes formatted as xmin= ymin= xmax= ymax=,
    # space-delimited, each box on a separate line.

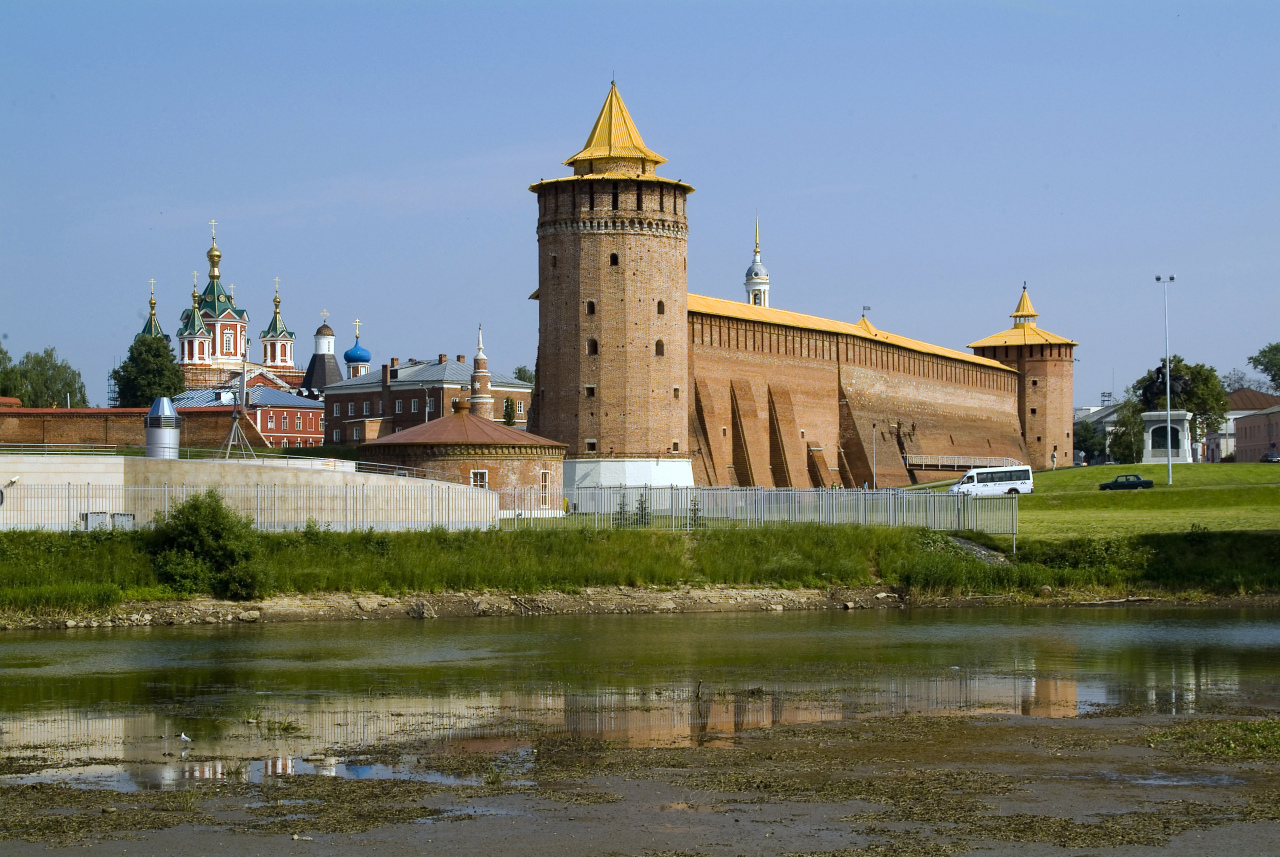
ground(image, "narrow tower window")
xmin=655 ymin=340 xmax=665 ymax=357
xmin=611 ymin=182 xmax=619 ymax=211
xmin=609 ymin=253 xmax=619 ymax=266
xmin=587 ymin=338 xmax=598 ymax=356
xmin=635 ymin=181 xmax=643 ymax=211
xmin=586 ymin=300 xmax=595 ymax=315
xmin=659 ymin=186 xmax=665 ymax=212
xmin=657 ymin=300 xmax=665 ymax=315
xmin=551 ymin=254 xmax=557 ymax=268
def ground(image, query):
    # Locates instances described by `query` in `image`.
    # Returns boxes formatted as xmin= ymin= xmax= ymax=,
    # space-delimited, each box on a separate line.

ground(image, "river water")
xmin=3 ymin=608 xmax=1279 ymax=790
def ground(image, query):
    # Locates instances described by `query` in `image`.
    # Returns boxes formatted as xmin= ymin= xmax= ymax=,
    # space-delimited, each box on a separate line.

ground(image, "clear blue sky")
xmin=2 ymin=1 xmax=1277 ymax=406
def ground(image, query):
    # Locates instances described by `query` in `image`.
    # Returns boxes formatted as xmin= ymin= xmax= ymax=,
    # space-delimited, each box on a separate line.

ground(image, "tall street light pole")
xmin=1156 ymin=275 xmax=1175 ymax=486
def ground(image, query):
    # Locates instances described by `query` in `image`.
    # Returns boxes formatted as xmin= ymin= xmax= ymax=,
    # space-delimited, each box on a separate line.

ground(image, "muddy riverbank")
xmin=4 ymin=584 xmax=1280 ymax=631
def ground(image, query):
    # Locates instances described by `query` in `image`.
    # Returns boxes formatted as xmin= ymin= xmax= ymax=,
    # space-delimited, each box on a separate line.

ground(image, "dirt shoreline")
xmin=5 ymin=585 xmax=1280 ymax=631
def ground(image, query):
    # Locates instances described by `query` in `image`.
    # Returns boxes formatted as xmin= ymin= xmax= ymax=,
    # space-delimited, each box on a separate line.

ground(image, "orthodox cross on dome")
xmin=353 ymin=318 xmax=362 ymax=337
xmin=149 ymin=278 xmax=156 ymax=298
xmin=192 ymin=271 xmax=198 ymax=287
xmin=754 ymin=212 xmax=760 ymax=255
xmin=274 ymin=276 xmax=281 ymax=297
xmin=209 ymin=219 xmax=217 ymax=239
xmin=320 ymin=308 xmax=329 ymax=322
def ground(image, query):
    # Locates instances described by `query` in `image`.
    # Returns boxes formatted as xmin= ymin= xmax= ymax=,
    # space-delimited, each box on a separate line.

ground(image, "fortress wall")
xmin=688 ymin=313 xmax=1027 ymax=488
xmin=0 ymin=408 xmax=267 ymax=449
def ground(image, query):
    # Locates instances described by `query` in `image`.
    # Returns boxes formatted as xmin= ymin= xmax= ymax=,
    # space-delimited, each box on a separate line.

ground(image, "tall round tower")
xmin=529 ymin=83 xmax=694 ymax=488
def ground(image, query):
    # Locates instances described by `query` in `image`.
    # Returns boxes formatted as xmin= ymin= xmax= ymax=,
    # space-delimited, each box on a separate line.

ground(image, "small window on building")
xmin=353 ymin=426 xmax=362 ymax=441
xmin=609 ymin=252 xmax=619 ymax=266
xmin=516 ymin=400 xmax=524 ymax=414
xmin=585 ymin=439 xmax=597 ymax=452
xmin=347 ymin=402 xmax=354 ymax=416
xmin=411 ymin=399 xmax=419 ymax=413
xmin=426 ymin=398 xmax=434 ymax=412
xmin=540 ymin=470 xmax=551 ymax=508
xmin=1030 ymin=408 xmax=1037 ymax=415
xmin=672 ymin=441 xmax=679 ymax=452
xmin=363 ymin=401 xmax=370 ymax=415
xmin=673 ymin=387 xmax=680 ymax=400
xmin=657 ymin=300 xmax=665 ymax=315
xmin=471 ymin=470 xmax=489 ymax=490
xmin=654 ymin=340 xmax=664 ymax=356
xmin=282 ymin=439 xmax=289 ymax=448
xmin=1036 ymin=436 xmax=1042 ymax=442
xmin=223 ymin=333 xmax=233 ymax=353
xmin=586 ymin=300 xmax=595 ymax=315
xmin=1031 ymin=379 xmax=1038 ymax=386
xmin=267 ymin=414 xmax=275 ymax=429
xmin=395 ymin=400 xmax=403 ymax=414
xmin=585 ymin=385 xmax=596 ymax=398
xmin=333 ymin=403 xmax=340 ymax=417
xmin=332 ymin=429 xmax=340 ymax=442
xmin=378 ymin=401 xmax=383 ymax=415
xmin=295 ymin=414 xmax=302 ymax=430
xmin=551 ymin=254 xmax=557 ymax=268
xmin=587 ymin=338 xmax=598 ymax=356
xmin=395 ymin=427 xmax=401 ymax=433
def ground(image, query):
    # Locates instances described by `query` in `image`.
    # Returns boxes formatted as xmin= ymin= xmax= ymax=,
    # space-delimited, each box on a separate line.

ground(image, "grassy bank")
xmin=3 ymin=522 xmax=1279 ymax=615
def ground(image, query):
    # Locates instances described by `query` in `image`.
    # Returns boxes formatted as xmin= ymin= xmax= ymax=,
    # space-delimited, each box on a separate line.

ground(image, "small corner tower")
xmin=138 ymin=280 xmax=170 ymax=343
xmin=300 ymin=310 xmax=344 ymax=399
xmin=259 ymin=278 xmax=296 ymax=371
xmin=969 ymin=286 xmax=1078 ymax=470
xmin=343 ymin=318 xmax=372 ymax=378
xmin=176 ymin=284 xmax=213 ymax=366
xmin=469 ymin=325 xmax=494 ymax=421
xmin=529 ymin=82 xmax=695 ymax=488
xmin=744 ymin=217 xmax=770 ymax=307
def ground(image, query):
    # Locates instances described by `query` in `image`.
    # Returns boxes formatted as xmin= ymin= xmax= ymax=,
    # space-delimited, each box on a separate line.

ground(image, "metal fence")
xmin=0 ymin=483 xmax=1016 ymax=535
xmin=0 ymin=483 xmax=497 ymax=533
xmin=499 ymin=485 xmax=1017 ymax=535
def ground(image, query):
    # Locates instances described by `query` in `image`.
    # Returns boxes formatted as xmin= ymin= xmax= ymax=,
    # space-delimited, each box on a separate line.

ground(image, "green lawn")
xmin=1018 ymin=464 xmax=1280 ymax=540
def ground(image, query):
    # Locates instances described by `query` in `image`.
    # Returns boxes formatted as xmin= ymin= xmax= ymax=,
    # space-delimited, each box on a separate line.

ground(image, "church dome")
xmin=316 ymin=322 xmax=334 ymax=337
xmin=745 ymin=257 xmax=769 ymax=281
xmin=344 ymin=338 xmax=371 ymax=364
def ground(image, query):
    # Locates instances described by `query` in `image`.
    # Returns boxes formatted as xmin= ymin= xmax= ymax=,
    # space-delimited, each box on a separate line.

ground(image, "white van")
xmin=947 ymin=465 xmax=1034 ymax=496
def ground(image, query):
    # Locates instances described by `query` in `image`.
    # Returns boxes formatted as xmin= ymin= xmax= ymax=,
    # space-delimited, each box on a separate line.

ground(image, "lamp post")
xmin=871 ymin=422 xmax=877 ymax=490
xmin=1155 ymin=275 xmax=1175 ymax=486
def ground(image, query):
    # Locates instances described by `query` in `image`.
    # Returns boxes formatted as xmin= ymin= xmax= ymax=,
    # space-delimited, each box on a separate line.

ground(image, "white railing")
xmin=0 ymin=484 xmax=1016 ymax=535
xmin=905 ymin=455 xmax=1025 ymax=470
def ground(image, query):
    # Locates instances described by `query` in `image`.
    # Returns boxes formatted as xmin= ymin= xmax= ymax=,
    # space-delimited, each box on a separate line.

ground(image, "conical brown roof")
xmin=364 ymin=410 xmax=565 ymax=448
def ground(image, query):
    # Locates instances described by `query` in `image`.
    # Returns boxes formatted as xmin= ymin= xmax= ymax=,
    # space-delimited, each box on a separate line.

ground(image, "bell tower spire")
xmin=744 ymin=215 xmax=770 ymax=307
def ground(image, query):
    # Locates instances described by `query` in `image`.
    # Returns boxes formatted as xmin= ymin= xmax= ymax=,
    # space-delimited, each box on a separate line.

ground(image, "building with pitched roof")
xmin=1205 ymin=388 xmax=1280 ymax=462
xmin=171 ymin=387 xmax=325 ymax=448
xmin=322 ymin=328 xmax=533 ymax=446
xmin=528 ymin=84 xmax=1077 ymax=487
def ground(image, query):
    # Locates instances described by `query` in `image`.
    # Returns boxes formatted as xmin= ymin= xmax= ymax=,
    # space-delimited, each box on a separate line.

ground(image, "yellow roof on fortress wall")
xmin=967 ymin=325 xmax=1079 ymax=349
xmin=687 ymin=294 xmax=1012 ymax=371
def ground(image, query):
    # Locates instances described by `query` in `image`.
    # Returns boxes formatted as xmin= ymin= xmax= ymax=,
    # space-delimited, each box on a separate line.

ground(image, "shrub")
xmin=149 ymin=490 xmax=265 ymax=600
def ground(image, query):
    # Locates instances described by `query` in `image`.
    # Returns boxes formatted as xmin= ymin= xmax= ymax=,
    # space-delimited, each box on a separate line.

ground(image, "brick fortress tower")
xmin=529 ymin=83 xmax=695 ymax=488
xmin=969 ymin=286 xmax=1077 ymax=470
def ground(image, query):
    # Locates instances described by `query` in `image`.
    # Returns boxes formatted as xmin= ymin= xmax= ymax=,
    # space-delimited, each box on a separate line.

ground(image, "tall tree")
xmin=1072 ymin=419 xmax=1106 ymax=463
xmin=14 ymin=348 xmax=86 ymax=408
xmin=1107 ymin=398 xmax=1146 ymax=464
xmin=502 ymin=397 xmax=516 ymax=426
xmin=0 ymin=343 xmax=21 ymax=401
xmin=1219 ymin=368 xmax=1274 ymax=394
xmin=512 ymin=365 xmax=535 ymax=384
xmin=1248 ymin=343 xmax=1280 ymax=392
xmin=112 ymin=335 xmax=185 ymax=407
xmin=1130 ymin=355 xmax=1228 ymax=443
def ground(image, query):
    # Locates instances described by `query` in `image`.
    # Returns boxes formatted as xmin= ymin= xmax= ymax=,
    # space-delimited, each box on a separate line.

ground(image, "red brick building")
xmin=323 ymin=334 xmax=533 ymax=447
xmin=171 ymin=388 xmax=326 ymax=449
xmin=527 ymin=84 xmax=1076 ymax=488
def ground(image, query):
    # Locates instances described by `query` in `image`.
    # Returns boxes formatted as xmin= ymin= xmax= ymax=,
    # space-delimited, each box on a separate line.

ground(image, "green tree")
xmin=503 ymin=396 xmax=516 ymax=425
xmin=513 ymin=365 xmax=535 ymax=383
xmin=1248 ymin=343 xmax=1280 ymax=392
xmin=1072 ymin=419 xmax=1106 ymax=463
xmin=1220 ymin=368 xmax=1273 ymax=394
xmin=1107 ymin=398 xmax=1145 ymax=464
xmin=149 ymin=489 xmax=266 ymax=600
xmin=111 ymin=335 xmax=185 ymax=407
xmin=0 ymin=343 xmax=21 ymax=401
xmin=14 ymin=347 xmax=86 ymax=408
xmin=1130 ymin=355 xmax=1228 ymax=443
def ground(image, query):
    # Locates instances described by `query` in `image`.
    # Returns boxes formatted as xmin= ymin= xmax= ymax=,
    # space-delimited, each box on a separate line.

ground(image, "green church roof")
xmin=138 ymin=291 xmax=168 ymax=341
xmin=259 ymin=292 xmax=294 ymax=340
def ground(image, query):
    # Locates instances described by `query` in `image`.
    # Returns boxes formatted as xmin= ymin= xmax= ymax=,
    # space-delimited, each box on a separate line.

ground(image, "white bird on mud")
xmin=179 ymin=732 xmax=191 ymax=742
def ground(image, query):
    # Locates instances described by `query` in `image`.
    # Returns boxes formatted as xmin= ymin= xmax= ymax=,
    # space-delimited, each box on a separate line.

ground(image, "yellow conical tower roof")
xmin=564 ymin=82 xmax=666 ymax=166
xmin=1010 ymin=286 xmax=1039 ymax=324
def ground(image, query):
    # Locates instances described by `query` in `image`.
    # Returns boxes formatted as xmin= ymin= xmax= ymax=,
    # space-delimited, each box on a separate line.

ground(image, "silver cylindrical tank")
xmin=144 ymin=397 xmax=182 ymax=459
